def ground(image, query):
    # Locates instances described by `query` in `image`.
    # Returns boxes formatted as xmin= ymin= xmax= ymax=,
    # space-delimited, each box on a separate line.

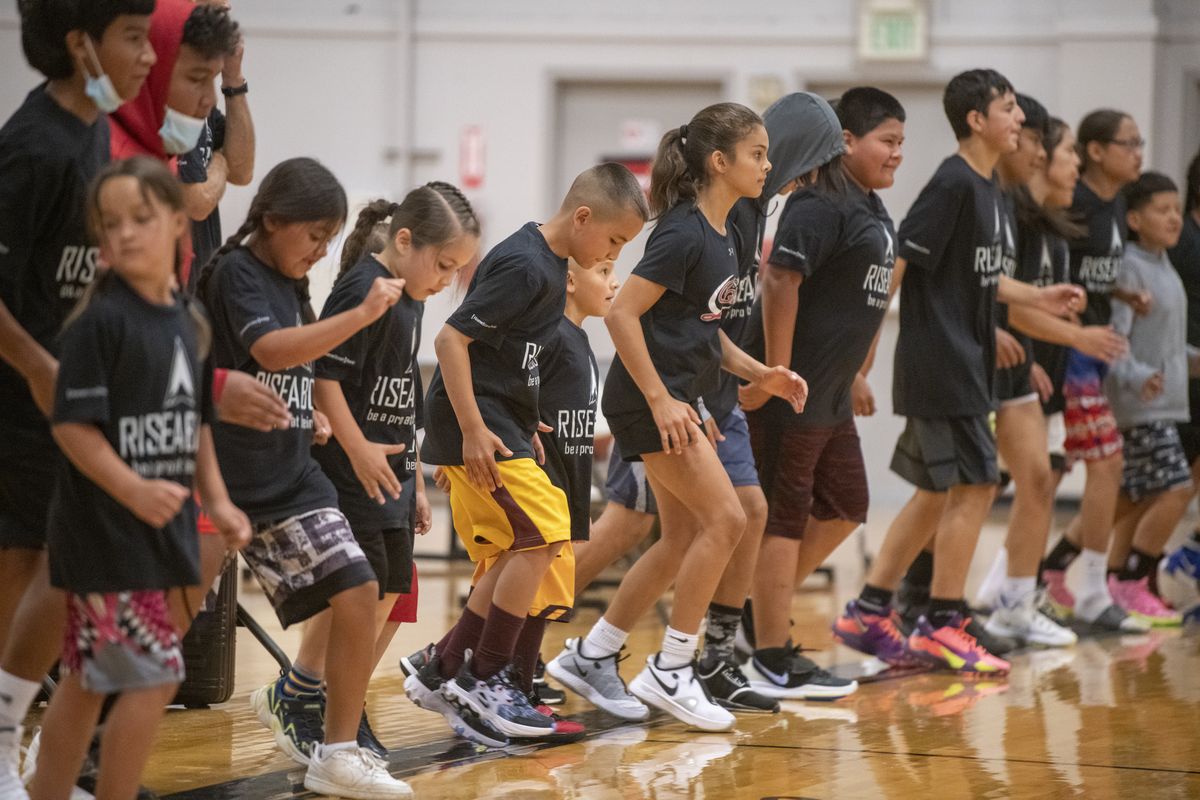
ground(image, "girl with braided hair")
xmin=294 ymin=183 xmax=481 ymax=757
xmin=198 ymin=157 xmax=414 ymax=799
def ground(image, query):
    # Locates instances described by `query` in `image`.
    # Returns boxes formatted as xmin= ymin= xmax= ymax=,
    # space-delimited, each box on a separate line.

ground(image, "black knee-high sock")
xmin=1042 ymin=536 xmax=1081 ymax=573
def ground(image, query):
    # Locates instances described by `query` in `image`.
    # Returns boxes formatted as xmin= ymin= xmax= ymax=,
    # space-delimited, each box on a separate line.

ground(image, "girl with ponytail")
xmin=553 ymin=102 xmax=806 ymax=732
xmin=297 ymin=183 xmax=480 ymax=746
xmin=200 ymin=157 xmax=416 ymax=797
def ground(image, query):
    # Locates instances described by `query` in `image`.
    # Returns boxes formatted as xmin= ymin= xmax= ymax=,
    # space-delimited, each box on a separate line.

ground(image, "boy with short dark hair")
xmin=0 ymin=2 xmax=154 ymax=793
xmin=404 ymin=164 xmax=647 ymax=745
xmin=833 ymin=69 xmax=1082 ymax=673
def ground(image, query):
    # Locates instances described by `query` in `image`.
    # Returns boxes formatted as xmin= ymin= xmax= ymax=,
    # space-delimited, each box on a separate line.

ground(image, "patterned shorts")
xmin=242 ymin=508 xmax=376 ymax=628
xmin=63 ymin=591 xmax=183 ymax=694
xmin=1121 ymin=422 xmax=1193 ymax=503
xmin=1063 ymin=351 xmax=1123 ymax=464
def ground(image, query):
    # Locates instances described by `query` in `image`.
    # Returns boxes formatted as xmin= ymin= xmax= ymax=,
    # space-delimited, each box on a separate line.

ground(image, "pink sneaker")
xmin=1107 ymin=575 xmax=1181 ymax=627
xmin=1042 ymin=569 xmax=1075 ymax=619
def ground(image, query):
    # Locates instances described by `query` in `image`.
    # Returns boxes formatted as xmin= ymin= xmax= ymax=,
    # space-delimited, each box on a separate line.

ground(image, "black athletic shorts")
xmin=608 ymin=401 xmax=705 ymax=462
xmin=891 ymin=415 xmax=999 ymax=492
xmin=354 ymin=526 xmax=415 ymax=596
xmin=0 ymin=427 xmax=58 ymax=550
xmin=995 ymin=361 xmax=1035 ymax=405
xmin=1177 ymin=421 xmax=1200 ymax=467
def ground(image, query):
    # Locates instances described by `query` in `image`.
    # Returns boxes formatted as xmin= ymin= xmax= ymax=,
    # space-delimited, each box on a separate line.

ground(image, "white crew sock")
xmin=0 ymin=670 xmax=39 ymax=730
xmin=975 ymin=547 xmax=1009 ymax=609
xmin=581 ymin=617 xmax=628 ymax=658
xmin=1075 ymin=548 xmax=1113 ymax=618
xmin=998 ymin=576 xmax=1037 ymax=611
xmin=658 ymin=626 xmax=699 ymax=669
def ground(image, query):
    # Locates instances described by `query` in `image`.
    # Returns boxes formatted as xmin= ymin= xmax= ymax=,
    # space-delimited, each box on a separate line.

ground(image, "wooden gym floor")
xmin=25 ymin=504 xmax=1200 ymax=799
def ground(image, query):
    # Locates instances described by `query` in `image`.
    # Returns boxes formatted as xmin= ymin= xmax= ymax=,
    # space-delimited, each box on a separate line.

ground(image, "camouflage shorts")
xmin=242 ymin=507 xmax=376 ymax=627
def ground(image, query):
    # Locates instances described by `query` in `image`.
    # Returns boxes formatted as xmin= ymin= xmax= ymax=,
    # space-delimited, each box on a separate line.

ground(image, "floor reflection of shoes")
xmin=778 ymin=700 xmax=859 ymax=723
xmin=904 ymin=680 xmax=1008 ymax=717
xmin=627 ymin=737 xmax=735 ymax=796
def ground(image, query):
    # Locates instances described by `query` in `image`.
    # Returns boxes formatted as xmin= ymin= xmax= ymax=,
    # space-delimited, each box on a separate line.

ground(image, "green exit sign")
xmin=859 ymin=2 xmax=927 ymax=61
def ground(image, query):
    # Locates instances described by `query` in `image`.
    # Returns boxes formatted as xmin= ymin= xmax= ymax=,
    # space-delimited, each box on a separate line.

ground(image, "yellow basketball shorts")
xmin=443 ymin=459 xmax=572 ymax=563
xmin=471 ymin=540 xmax=576 ymax=622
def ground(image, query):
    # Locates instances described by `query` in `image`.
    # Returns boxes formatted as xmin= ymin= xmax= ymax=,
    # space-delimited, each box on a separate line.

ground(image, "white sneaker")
xmin=628 ymin=655 xmax=734 ymax=732
xmin=1 ymin=724 xmax=29 ymax=800
xmin=303 ymin=745 xmax=413 ymax=799
xmin=546 ymin=638 xmax=648 ymax=721
xmin=986 ymin=604 xmax=1077 ymax=648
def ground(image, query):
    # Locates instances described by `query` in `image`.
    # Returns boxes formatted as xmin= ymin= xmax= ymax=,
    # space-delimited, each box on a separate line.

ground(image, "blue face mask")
xmin=159 ymin=107 xmax=207 ymax=154
xmin=81 ymin=36 xmax=122 ymax=113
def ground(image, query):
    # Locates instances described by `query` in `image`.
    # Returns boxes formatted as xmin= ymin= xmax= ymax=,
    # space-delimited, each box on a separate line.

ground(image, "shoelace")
xmin=783 ymin=644 xmax=824 ymax=678
xmin=940 ymin=619 xmax=983 ymax=652
xmin=496 ymin=669 xmax=540 ymax=715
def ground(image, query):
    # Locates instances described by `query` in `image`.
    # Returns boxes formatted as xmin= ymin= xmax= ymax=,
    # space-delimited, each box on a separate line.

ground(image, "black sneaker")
xmin=399 ymin=643 xmax=434 ymax=679
xmin=402 ymin=650 xmax=509 ymax=749
xmin=357 ymin=706 xmax=388 ymax=758
xmin=896 ymin=582 xmax=929 ymax=637
xmin=745 ymin=645 xmax=858 ymax=700
xmin=733 ymin=601 xmax=757 ymax=665
xmin=958 ymin=604 xmax=1017 ymax=656
xmin=249 ymin=679 xmax=325 ymax=765
xmin=697 ymin=657 xmax=780 ymax=713
xmin=531 ymin=656 xmax=566 ymax=705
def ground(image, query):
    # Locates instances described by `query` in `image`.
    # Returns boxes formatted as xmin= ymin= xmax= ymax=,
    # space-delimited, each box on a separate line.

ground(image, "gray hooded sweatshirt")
xmin=1105 ymin=242 xmax=1192 ymax=427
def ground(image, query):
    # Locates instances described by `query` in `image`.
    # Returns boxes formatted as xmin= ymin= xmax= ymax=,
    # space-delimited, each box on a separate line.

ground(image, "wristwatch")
xmin=221 ymin=81 xmax=249 ymax=98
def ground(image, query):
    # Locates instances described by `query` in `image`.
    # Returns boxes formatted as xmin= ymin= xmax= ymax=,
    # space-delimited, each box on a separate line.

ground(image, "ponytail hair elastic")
xmin=678 ymin=124 xmax=688 ymax=145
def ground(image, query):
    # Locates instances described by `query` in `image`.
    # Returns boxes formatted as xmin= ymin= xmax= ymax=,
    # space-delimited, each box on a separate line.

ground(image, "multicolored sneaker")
xmin=1041 ymin=569 xmax=1075 ymax=619
xmin=402 ymin=650 xmax=509 ymax=749
xmin=1107 ymin=576 xmax=1181 ymax=627
xmin=249 ymin=679 xmax=324 ymax=765
xmin=528 ymin=690 xmax=586 ymax=742
xmin=906 ymin=614 xmax=1010 ymax=674
xmin=832 ymin=600 xmax=919 ymax=666
xmin=532 ymin=657 xmax=566 ymax=705
xmin=442 ymin=656 xmax=555 ymax=739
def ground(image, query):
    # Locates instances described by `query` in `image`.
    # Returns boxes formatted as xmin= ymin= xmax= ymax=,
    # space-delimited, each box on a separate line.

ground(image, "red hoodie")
xmin=110 ymin=0 xmax=192 ymax=162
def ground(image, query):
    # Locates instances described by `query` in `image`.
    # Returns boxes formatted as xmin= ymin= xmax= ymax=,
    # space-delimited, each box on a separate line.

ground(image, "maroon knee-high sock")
xmin=471 ymin=604 xmax=526 ymax=681
xmin=438 ymin=607 xmax=485 ymax=679
xmin=511 ymin=616 xmax=548 ymax=694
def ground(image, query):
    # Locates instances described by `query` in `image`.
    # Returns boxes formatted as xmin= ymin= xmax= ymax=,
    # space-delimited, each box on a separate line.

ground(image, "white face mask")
xmin=159 ymin=107 xmax=207 ymax=154
xmin=81 ymin=36 xmax=122 ymax=113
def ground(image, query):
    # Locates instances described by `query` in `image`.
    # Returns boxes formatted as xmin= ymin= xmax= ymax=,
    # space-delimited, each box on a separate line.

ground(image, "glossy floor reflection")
xmin=28 ymin=504 xmax=1200 ymax=800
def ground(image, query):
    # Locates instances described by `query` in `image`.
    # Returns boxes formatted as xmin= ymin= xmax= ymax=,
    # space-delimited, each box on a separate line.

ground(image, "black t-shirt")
xmin=537 ymin=318 xmax=598 ymax=541
xmin=702 ymin=198 xmax=760 ymax=419
xmin=893 ymin=155 xmax=1004 ymax=418
xmin=1169 ymin=214 xmax=1200 ymax=417
xmin=603 ymin=203 xmax=739 ymax=421
xmin=1017 ymin=222 xmax=1072 ymax=414
xmin=48 ymin=276 xmax=211 ymax=593
xmin=0 ymin=85 xmax=109 ymax=445
xmin=422 ymin=222 xmax=568 ymax=466
xmin=203 ymin=246 xmax=337 ymax=522
xmin=755 ymin=184 xmax=895 ymax=427
xmin=1069 ymin=181 xmax=1126 ymax=326
xmin=178 ymin=108 xmax=226 ymax=282
xmin=312 ymin=257 xmax=424 ymax=530
xmin=993 ymin=192 xmax=1027 ymax=396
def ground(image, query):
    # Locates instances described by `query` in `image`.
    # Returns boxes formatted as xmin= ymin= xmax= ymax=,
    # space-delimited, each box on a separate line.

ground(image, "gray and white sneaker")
xmin=546 ymin=638 xmax=649 ymax=721
xmin=986 ymin=603 xmax=1077 ymax=648
xmin=629 ymin=655 xmax=734 ymax=732
xmin=1078 ymin=602 xmax=1151 ymax=633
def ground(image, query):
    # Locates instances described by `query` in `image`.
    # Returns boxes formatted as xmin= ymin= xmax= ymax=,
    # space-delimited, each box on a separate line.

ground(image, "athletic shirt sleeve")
xmin=214 ymin=254 xmax=285 ymax=350
xmin=769 ymin=191 xmax=843 ymax=278
xmin=52 ymin=303 xmax=114 ymax=425
xmin=897 ymin=167 xmax=967 ymax=271
xmin=446 ymin=258 xmax=544 ymax=349
xmin=0 ymin=152 xmax=67 ymax=294
xmin=314 ymin=266 xmax=374 ymax=385
xmin=632 ymin=215 xmax=702 ymax=293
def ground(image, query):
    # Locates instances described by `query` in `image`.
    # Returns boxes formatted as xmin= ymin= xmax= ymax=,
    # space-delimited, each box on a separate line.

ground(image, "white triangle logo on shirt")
xmin=164 ymin=337 xmax=195 ymax=410
xmin=881 ymin=224 xmax=895 ymax=264
xmin=1110 ymin=218 xmax=1123 ymax=255
xmin=993 ymin=202 xmax=1001 ymax=244
xmin=1040 ymin=238 xmax=1053 ymax=280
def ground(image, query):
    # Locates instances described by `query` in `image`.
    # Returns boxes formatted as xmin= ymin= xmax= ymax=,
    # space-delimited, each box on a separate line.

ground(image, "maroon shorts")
xmin=747 ymin=414 xmax=869 ymax=540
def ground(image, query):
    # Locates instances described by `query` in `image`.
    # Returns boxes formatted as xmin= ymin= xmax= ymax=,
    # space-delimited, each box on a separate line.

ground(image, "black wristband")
xmin=221 ymin=81 xmax=248 ymax=98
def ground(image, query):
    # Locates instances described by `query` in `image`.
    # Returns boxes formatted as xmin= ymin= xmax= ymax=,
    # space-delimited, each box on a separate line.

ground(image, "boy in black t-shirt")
xmin=0 ymin=3 xmax=154 ymax=791
xmin=410 ymin=165 xmax=647 ymax=744
xmin=832 ymin=70 xmax=1082 ymax=673
xmin=742 ymin=87 xmax=903 ymax=698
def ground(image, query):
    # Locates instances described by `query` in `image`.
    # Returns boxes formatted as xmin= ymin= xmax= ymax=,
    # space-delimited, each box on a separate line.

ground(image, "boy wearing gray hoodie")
xmin=1104 ymin=171 xmax=1194 ymax=625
